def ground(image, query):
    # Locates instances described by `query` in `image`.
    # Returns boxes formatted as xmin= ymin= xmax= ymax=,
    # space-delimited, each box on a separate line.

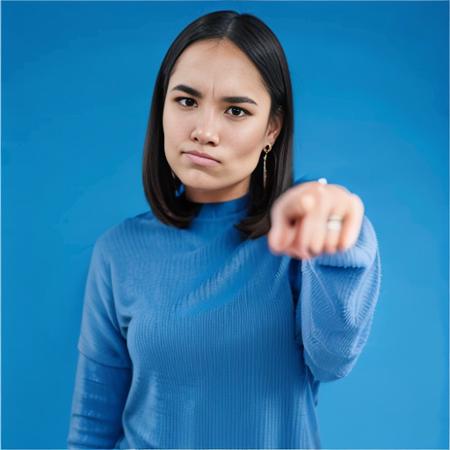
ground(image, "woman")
xmin=67 ymin=10 xmax=381 ymax=449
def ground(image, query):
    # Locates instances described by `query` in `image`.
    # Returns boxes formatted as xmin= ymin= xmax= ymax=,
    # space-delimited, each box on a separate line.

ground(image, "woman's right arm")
xmin=68 ymin=236 xmax=132 ymax=448
xmin=67 ymin=351 xmax=132 ymax=448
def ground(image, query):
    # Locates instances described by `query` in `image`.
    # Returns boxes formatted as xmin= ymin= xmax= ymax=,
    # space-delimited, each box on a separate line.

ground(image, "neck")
xmin=183 ymin=180 xmax=250 ymax=204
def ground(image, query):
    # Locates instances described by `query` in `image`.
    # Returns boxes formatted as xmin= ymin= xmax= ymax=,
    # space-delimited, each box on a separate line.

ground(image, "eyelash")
xmin=174 ymin=96 xmax=251 ymax=118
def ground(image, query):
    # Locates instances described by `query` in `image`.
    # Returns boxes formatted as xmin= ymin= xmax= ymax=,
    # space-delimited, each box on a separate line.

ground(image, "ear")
xmin=266 ymin=111 xmax=283 ymax=143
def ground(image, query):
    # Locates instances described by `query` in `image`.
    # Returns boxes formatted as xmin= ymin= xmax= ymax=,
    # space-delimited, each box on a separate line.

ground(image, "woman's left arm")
xmin=269 ymin=181 xmax=382 ymax=382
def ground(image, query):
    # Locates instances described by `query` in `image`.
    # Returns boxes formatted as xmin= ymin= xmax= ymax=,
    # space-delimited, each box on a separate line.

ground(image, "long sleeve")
xmin=67 ymin=352 xmax=132 ymax=448
xmin=67 ymin=237 xmax=132 ymax=448
xmin=293 ymin=214 xmax=382 ymax=382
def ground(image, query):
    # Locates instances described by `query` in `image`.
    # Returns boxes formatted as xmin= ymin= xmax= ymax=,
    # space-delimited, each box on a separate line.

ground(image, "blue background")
xmin=2 ymin=1 xmax=448 ymax=448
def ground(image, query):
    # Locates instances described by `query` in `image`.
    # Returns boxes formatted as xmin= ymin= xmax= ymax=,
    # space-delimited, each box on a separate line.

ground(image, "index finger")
xmin=268 ymin=190 xmax=315 ymax=251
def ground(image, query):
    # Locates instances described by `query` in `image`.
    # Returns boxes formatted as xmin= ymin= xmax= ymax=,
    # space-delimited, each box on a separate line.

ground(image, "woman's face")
xmin=162 ymin=39 xmax=282 ymax=203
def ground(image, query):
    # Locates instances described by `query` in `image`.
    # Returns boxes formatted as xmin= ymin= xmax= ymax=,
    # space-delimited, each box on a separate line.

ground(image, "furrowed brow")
xmin=170 ymin=84 xmax=258 ymax=106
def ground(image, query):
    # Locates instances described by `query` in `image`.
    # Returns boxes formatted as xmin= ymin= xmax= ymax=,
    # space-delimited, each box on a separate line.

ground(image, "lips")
xmin=182 ymin=150 xmax=220 ymax=162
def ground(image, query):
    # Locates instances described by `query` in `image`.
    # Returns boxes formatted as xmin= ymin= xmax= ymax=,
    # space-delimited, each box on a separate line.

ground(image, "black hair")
xmin=142 ymin=10 xmax=295 ymax=240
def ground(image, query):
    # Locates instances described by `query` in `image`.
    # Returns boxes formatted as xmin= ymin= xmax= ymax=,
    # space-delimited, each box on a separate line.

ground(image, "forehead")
xmin=169 ymin=40 xmax=268 ymax=98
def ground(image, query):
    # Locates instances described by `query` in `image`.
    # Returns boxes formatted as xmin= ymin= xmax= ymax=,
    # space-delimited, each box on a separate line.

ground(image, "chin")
xmin=181 ymin=170 xmax=217 ymax=183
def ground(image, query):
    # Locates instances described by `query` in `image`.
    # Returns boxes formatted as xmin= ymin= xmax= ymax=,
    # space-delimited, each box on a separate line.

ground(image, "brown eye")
xmin=226 ymin=106 xmax=248 ymax=118
xmin=175 ymin=97 xmax=196 ymax=107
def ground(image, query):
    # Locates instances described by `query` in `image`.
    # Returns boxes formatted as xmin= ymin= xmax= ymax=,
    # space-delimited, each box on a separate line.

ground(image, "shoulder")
xmin=94 ymin=210 xmax=156 ymax=257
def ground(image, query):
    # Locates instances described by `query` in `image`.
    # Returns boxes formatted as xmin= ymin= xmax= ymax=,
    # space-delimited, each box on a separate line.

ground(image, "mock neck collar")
xmin=186 ymin=191 xmax=251 ymax=220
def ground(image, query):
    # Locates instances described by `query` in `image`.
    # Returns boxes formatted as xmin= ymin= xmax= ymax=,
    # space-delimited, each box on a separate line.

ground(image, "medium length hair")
xmin=142 ymin=10 xmax=295 ymax=240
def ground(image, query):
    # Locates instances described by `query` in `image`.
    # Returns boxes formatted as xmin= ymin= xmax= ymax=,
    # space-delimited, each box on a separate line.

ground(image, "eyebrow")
xmin=170 ymin=84 xmax=258 ymax=106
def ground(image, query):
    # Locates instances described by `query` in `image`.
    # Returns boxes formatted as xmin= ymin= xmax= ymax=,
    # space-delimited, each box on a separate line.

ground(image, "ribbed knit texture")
xmin=67 ymin=189 xmax=381 ymax=449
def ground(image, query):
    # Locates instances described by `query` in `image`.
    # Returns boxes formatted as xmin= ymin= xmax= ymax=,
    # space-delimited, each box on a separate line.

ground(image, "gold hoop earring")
xmin=262 ymin=144 xmax=272 ymax=189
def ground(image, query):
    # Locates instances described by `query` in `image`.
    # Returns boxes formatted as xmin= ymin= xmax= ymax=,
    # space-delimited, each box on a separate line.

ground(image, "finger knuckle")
xmin=351 ymin=193 xmax=364 ymax=212
xmin=300 ymin=193 xmax=315 ymax=209
xmin=315 ymin=185 xmax=327 ymax=198
xmin=315 ymin=182 xmax=326 ymax=194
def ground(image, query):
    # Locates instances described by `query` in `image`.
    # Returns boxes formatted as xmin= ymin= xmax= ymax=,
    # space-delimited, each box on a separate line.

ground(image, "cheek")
xmin=225 ymin=148 xmax=261 ymax=178
xmin=163 ymin=108 xmax=187 ymax=152
xmin=229 ymin=121 xmax=265 ymax=148
xmin=227 ymin=129 xmax=264 ymax=165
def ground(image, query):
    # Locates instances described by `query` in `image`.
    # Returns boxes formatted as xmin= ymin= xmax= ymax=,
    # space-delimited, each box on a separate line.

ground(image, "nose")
xmin=190 ymin=111 xmax=219 ymax=146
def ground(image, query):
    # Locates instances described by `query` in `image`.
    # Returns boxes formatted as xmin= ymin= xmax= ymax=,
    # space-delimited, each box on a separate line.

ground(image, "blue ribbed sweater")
xmin=67 ymin=189 xmax=381 ymax=449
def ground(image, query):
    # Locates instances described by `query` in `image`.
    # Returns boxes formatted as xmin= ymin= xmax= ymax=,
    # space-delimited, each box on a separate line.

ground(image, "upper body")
xmin=67 ymin=188 xmax=381 ymax=449
xmin=67 ymin=11 xmax=383 ymax=449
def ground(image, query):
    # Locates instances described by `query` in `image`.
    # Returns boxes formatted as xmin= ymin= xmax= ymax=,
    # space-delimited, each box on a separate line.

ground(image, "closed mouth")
xmin=183 ymin=151 xmax=220 ymax=163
